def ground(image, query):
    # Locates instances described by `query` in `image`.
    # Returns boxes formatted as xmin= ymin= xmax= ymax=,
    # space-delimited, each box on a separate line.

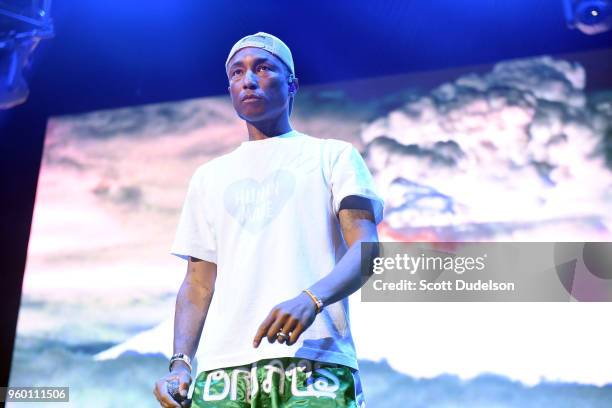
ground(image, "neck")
xmin=245 ymin=116 xmax=293 ymax=141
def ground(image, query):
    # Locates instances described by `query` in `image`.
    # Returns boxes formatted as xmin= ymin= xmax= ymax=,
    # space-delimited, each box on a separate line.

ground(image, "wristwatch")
xmin=169 ymin=353 xmax=192 ymax=373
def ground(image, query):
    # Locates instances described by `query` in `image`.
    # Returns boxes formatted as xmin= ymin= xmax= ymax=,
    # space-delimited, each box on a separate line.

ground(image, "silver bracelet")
xmin=169 ymin=353 xmax=192 ymax=373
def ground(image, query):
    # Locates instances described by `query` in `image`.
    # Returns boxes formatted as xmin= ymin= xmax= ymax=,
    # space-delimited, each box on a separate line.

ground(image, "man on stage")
xmin=154 ymin=32 xmax=383 ymax=408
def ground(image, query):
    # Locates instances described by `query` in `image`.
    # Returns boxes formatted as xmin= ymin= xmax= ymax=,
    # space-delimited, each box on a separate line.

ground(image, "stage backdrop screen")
xmin=9 ymin=49 xmax=612 ymax=407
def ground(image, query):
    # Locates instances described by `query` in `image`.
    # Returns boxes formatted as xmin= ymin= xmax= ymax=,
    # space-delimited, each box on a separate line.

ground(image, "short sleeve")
xmin=170 ymin=171 xmax=217 ymax=263
xmin=330 ymin=144 xmax=385 ymax=224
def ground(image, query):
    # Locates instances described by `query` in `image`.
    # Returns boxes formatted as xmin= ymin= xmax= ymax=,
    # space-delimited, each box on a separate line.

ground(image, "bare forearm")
xmin=173 ymin=281 xmax=213 ymax=359
xmin=308 ymin=235 xmax=378 ymax=308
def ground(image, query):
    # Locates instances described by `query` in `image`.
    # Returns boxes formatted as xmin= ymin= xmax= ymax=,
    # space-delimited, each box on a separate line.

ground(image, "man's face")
xmin=226 ymin=47 xmax=292 ymax=122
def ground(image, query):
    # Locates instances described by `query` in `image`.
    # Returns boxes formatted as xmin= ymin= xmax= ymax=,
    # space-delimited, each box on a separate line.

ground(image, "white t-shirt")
xmin=171 ymin=130 xmax=384 ymax=372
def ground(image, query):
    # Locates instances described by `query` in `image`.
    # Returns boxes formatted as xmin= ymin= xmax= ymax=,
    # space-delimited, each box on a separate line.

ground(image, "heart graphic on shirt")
xmin=223 ymin=169 xmax=296 ymax=232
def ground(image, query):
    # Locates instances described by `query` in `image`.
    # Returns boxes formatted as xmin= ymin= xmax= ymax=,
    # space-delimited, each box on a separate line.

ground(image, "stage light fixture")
xmin=0 ymin=0 xmax=54 ymax=109
xmin=563 ymin=0 xmax=612 ymax=35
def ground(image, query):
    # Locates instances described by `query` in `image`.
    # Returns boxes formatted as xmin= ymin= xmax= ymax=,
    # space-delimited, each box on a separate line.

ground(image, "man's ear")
xmin=288 ymin=76 xmax=299 ymax=95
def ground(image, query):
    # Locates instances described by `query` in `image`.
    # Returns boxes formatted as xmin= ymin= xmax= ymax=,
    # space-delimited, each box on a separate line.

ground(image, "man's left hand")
xmin=253 ymin=292 xmax=318 ymax=348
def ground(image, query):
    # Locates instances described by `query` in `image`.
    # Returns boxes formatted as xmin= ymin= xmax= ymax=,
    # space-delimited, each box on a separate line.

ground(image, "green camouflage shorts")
xmin=191 ymin=357 xmax=365 ymax=407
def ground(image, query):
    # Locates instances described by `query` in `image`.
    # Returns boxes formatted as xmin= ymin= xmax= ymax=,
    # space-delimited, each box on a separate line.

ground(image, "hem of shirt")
xmin=334 ymin=188 xmax=385 ymax=225
xmin=170 ymin=248 xmax=217 ymax=264
xmin=195 ymin=347 xmax=359 ymax=373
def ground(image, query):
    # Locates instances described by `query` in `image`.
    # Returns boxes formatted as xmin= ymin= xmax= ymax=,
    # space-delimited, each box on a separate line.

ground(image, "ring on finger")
xmin=276 ymin=331 xmax=289 ymax=340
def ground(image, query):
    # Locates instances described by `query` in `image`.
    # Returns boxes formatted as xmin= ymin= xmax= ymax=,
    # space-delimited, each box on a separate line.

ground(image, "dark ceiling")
xmin=24 ymin=0 xmax=612 ymax=115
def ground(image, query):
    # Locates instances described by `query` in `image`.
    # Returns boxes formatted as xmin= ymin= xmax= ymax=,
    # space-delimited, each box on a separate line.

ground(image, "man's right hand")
xmin=153 ymin=366 xmax=192 ymax=408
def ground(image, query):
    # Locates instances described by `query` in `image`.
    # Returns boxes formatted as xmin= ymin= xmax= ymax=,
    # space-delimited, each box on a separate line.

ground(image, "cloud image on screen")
xmin=8 ymin=51 xmax=612 ymax=407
